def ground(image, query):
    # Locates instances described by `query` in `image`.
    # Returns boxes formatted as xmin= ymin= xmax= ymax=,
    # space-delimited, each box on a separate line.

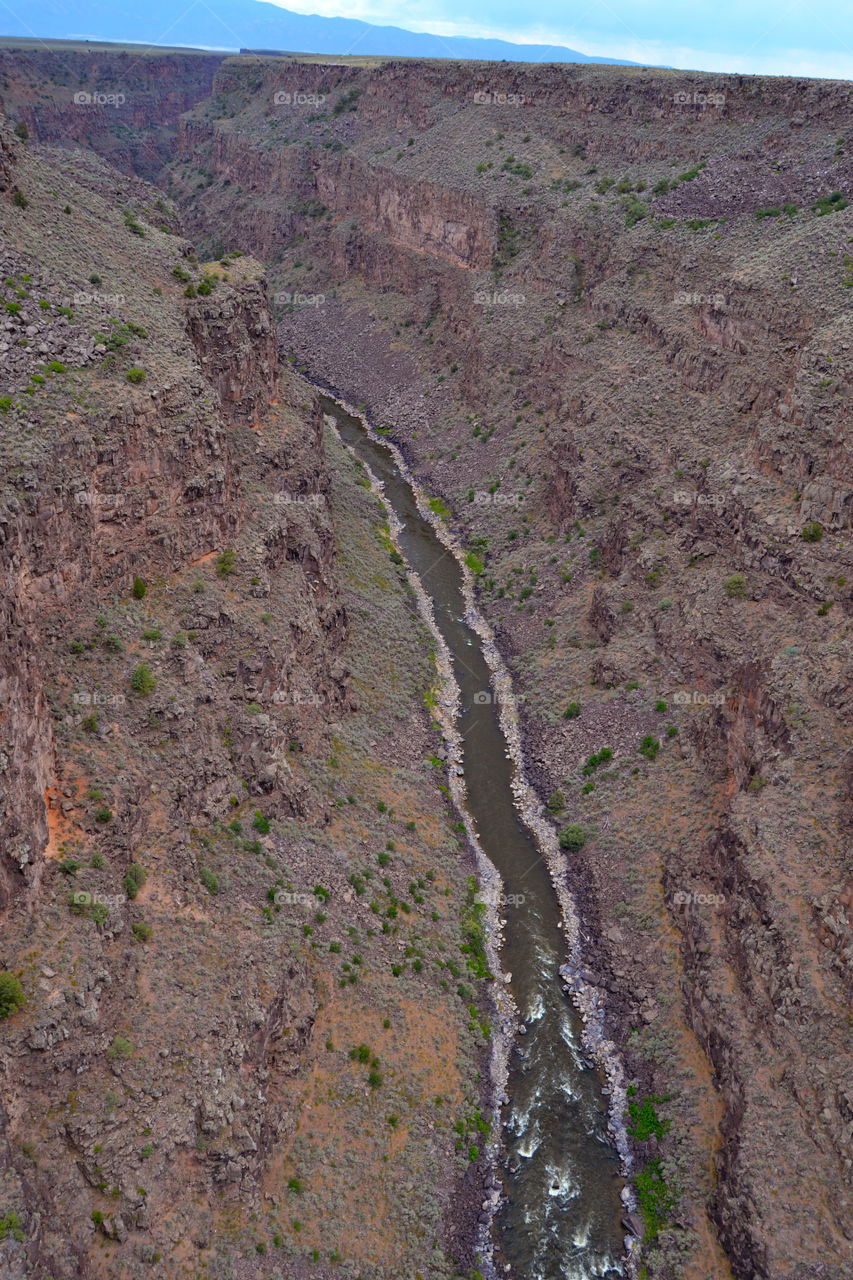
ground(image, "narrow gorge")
xmin=1 ymin=42 xmax=852 ymax=1280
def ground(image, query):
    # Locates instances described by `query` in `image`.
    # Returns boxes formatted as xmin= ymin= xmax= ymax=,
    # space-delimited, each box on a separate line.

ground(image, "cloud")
xmin=264 ymin=0 xmax=853 ymax=77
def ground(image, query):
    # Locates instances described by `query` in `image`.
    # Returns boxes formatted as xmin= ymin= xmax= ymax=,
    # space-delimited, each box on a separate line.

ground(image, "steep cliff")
xmin=169 ymin=55 xmax=853 ymax=1280
xmin=0 ymin=120 xmax=493 ymax=1280
xmin=0 ymin=44 xmax=224 ymax=179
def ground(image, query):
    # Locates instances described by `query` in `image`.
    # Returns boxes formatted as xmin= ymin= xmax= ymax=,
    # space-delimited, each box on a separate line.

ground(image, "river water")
xmin=322 ymin=395 xmax=626 ymax=1280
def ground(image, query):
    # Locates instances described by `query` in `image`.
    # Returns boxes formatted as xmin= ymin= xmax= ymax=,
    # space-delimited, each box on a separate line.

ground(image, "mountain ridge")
xmin=1 ymin=0 xmax=644 ymax=64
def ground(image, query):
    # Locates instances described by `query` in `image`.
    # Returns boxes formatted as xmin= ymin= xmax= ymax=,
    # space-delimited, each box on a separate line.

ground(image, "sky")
xmin=270 ymin=0 xmax=853 ymax=78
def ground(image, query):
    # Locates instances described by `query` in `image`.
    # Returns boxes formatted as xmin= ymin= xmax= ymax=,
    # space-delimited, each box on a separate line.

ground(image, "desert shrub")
xmin=216 ymin=547 xmax=236 ymax=578
xmin=130 ymin=662 xmax=156 ymax=696
xmin=635 ymin=1159 xmax=677 ymax=1242
xmin=132 ymin=576 xmax=146 ymax=599
xmin=107 ymin=1035 xmax=133 ymax=1060
xmin=627 ymin=1092 xmax=671 ymax=1140
xmin=723 ymin=573 xmax=748 ymax=598
xmin=126 ymin=367 xmax=145 ymax=384
xmin=801 ymin=520 xmax=823 ymax=542
xmin=199 ymin=867 xmax=219 ymax=895
xmin=639 ymin=735 xmax=660 ymax=761
xmin=0 ymin=972 xmax=26 ymax=1018
xmin=812 ymin=190 xmax=849 ymax=215
xmin=558 ymin=824 xmax=586 ymax=851
xmin=0 ymin=1211 xmax=25 ymax=1241
xmin=124 ymin=863 xmax=147 ymax=899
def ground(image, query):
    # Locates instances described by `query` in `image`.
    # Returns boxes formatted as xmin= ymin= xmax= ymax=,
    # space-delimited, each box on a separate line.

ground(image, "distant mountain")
xmin=3 ymin=0 xmax=643 ymax=64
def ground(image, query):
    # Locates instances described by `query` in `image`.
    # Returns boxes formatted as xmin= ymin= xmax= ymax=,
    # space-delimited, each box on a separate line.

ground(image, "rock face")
xmin=0 ymin=46 xmax=223 ymax=179
xmin=0 ymin=121 xmax=493 ymax=1280
xmin=165 ymin=54 xmax=853 ymax=1280
xmin=185 ymin=271 xmax=279 ymax=425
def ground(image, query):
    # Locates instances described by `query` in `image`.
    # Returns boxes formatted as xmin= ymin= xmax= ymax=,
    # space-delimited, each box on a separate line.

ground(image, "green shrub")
xmin=216 ymin=547 xmax=236 ymax=578
xmin=130 ymin=662 xmax=156 ymax=697
xmin=12 ymin=190 xmax=28 ymax=208
xmin=801 ymin=520 xmax=823 ymax=543
xmin=123 ymin=210 xmax=145 ymax=236
xmin=558 ymin=824 xmax=586 ymax=851
xmin=639 ymin=735 xmax=660 ymax=761
xmin=634 ymin=1159 xmax=677 ymax=1242
xmin=622 ymin=195 xmax=648 ymax=227
xmin=132 ymin=575 xmax=146 ymax=599
xmin=723 ymin=573 xmax=748 ymax=599
xmin=126 ymin=367 xmax=145 ymax=384
xmin=124 ymin=864 xmax=147 ymax=899
xmin=132 ymin=922 xmax=153 ymax=942
xmin=0 ymin=1211 xmax=25 ymax=1241
xmin=546 ymin=790 xmax=566 ymax=813
xmin=812 ymin=190 xmax=849 ymax=216
xmin=107 ymin=1035 xmax=133 ymax=1060
xmin=94 ymin=807 xmax=112 ymax=823
xmin=252 ymin=811 xmax=270 ymax=834
xmin=199 ymin=867 xmax=219 ymax=895
xmin=627 ymin=1093 xmax=671 ymax=1140
xmin=0 ymin=972 xmax=26 ymax=1018
xmin=562 ymin=701 xmax=581 ymax=719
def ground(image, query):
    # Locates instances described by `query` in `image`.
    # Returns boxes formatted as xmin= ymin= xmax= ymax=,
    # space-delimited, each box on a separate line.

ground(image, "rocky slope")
xmin=0 ymin=117 xmax=495 ymax=1280
xmin=0 ymin=44 xmax=224 ymax=179
xmin=165 ymin=55 xmax=853 ymax=1280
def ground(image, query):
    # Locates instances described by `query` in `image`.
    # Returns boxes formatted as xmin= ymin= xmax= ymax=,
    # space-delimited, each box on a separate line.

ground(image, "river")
xmin=321 ymin=393 xmax=627 ymax=1280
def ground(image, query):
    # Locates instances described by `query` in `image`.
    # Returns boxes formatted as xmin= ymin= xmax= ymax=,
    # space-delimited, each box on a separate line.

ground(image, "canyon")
xmin=1 ymin=40 xmax=853 ymax=1280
